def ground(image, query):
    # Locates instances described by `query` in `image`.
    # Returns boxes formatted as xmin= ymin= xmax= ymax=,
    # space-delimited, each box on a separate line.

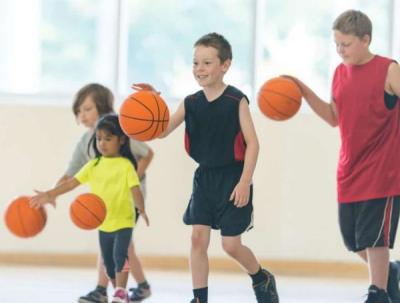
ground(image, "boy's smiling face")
xmin=334 ymin=30 xmax=371 ymax=65
xmin=192 ymin=45 xmax=230 ymax=88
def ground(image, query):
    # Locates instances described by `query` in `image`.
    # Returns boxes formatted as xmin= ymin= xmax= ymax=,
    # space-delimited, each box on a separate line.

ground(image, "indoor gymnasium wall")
xmin=1 ymin=103 xmax=391 ymax=275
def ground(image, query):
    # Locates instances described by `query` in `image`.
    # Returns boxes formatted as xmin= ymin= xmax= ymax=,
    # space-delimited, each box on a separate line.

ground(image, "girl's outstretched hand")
xmin=30 ymin=190 xmax=53 ymax=209
xmin=131 ymin=83 xmax=160 ymax=95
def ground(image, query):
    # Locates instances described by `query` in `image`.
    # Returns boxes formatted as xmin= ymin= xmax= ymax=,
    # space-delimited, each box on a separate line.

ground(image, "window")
xmin=122 ymin=0 xmax=253 ymax=100
xmin=0 ymin=0 xmax=396 ymax=104
xmin=0 ymin=0 xmax=117 ymax=97
xmin=257 ymin=0 xmax=392 ymax=99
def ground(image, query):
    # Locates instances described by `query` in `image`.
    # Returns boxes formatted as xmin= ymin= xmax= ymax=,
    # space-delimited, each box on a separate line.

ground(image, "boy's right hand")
xmin=131 ymin=83 xmax=160 ymax=95
xmin=280 ymin=75 xmax=304 ymax=93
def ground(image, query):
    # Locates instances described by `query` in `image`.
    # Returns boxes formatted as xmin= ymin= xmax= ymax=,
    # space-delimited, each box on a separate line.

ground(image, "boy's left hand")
xmin=229 ymin=182 xmax=250 ymax=207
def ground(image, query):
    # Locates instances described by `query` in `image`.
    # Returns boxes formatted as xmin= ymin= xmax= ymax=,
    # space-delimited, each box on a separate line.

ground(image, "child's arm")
xmin=387 ymin=62 xmax=400 ymax=97
xmin=285 ymin=76 xmax=338 ymax=127
xmin=131 ymin=185 xmax=149 ymax=226
xmin=136 ymin=147 xmax=154 ymax=179
xmin=131 ymin=83 xmax=185 ymax=138
xmin=230 ymin=98 xmax=259 ymax=207
xmin=158 ymin=101 xmax=185 ymax=138
xmin=30 ymin=178 xmax=80 ymax=209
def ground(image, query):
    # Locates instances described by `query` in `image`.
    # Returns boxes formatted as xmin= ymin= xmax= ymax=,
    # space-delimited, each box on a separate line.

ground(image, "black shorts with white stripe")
xmin=339 ymin=196 xmax=400 ymax=252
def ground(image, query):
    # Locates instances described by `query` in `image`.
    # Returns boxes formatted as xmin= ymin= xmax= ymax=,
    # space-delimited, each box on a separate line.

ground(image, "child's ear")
xmin=119 ymin=136 xmax=127 ymax=145
xmin=222 ymin=59 xmax=231 ymax=73
xmin=362 ymin=34 xmax=371 ymax=46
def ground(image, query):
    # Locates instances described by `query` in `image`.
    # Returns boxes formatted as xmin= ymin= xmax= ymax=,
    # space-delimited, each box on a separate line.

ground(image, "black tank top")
xmin=184 ymin=85 xmax=248 ymax=168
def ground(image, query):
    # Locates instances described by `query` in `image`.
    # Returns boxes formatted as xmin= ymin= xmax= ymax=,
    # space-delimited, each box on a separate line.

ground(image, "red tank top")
xmin=332 ymin=55 xmax=400 ymax=203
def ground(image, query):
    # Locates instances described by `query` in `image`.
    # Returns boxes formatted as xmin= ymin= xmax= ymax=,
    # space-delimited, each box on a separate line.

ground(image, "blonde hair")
xmin=332 ymin=10 xmax=372 ymax=40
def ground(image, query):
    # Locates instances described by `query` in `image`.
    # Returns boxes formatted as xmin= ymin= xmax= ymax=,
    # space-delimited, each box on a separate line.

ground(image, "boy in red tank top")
xmin=290 ymin=10 xmax=400 ymax=303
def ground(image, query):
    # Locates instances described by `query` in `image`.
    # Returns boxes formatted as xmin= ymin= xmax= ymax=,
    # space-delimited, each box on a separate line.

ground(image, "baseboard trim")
xmin=0 ymin=253 xmax=367 ymax=279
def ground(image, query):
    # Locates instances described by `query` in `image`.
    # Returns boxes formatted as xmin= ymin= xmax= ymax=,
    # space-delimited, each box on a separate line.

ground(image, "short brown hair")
xmin=72 ymin=83 xmax=114 ymax=117
xmin=332 ymin=10 xmax=372 ymax=40
xmin=194 ymin=32 xmax=232 ymax=63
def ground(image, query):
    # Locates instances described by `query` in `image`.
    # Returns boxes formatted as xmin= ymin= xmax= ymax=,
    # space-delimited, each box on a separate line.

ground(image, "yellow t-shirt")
xmin=75 ymin=157 xmax=140 ymax=232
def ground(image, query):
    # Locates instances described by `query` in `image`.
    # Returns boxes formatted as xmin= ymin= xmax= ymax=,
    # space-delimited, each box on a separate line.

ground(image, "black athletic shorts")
xmin=339 ymin=196 xmax=400 ymax=252
xmin=183 ymin=164 xmax=253 ymax=236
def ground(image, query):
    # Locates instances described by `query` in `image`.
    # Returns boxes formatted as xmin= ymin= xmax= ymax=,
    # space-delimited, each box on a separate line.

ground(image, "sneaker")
xmin=129 ymin=286 xmax=151 ymax=302
xmin=111 ymin=289 xmax=129 ymax=303
xmin=388 ymin=261 xmax=400 ymax=302
xmin=190 ymin=299 xmax=200 ymax=303
xmin=253 ymin=269 xmax=279 ymax=303
xmin=364 ymin=285 xmax=391 ymax=303
xmin=78 ymin=288 xmax=108 ymax=303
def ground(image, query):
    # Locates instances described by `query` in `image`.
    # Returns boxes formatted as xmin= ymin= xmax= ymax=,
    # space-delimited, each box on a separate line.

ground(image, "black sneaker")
xmin=364 ymin=285 xmax=391 ymax=303
xmin=253 ymin=269 xmax=279 ymax=303
xmin=78 ymin=288 xmax=108 ymax=303
xmin=129 ymin=285 xmax=151 ymax=302
xmin=388 ymin=261 xmax=400 ymax=303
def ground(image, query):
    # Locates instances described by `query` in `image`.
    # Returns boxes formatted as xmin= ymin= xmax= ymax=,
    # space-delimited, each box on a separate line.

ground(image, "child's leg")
xmin=221 ymin=235 xmax=259 ymax=274
xmin=128 ymin=241 xmax=147 ymax=283
xmin=221 ymin=235 xmax=279 ymax=303
xmin=97 ymin=252 xmax=111 ymax=287
xmin=114 ymin=228 xmax=133 ymax=289
xmin=191 ymin=225 xmax=211 ymax=288
xmin=367 ymin=247 xmax=390 ymax=290
xmin=99 ymin=231 xmax=117 ymax=286
xmin=127 ymin=241 xmax=152 ymax=301
xmin=357 ymin=248 xmax=390 ymax=289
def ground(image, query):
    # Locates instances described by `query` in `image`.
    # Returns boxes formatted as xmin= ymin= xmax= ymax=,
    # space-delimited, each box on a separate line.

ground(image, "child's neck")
xmin=203 ymin=82 xmax=227 ymax=102
xmin=101 ymin=153 xmax=121 ymax=158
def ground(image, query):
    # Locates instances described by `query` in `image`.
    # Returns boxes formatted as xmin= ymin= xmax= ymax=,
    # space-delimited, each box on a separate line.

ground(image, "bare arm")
xmin=131 ymin=83 xmax=185 ymax=138
xmin=30 ymin=178 xmax=80 ymax=208
xmin=230 ymin=98 xmax=259 ymax=207
xmin=136 ymin=148 xmax=154 ymax=179
xmin=386 ymin=62 xmax=400 ymax=97
xmin=287 ymin=77 xmax=338 ymax=127
xmin=131 ymin=186 xmax=149 ymax=226
xmin=55 ymin=174 xmax=72 ymax=186
xmin=158 ymin=101 xmax=185 ymax=138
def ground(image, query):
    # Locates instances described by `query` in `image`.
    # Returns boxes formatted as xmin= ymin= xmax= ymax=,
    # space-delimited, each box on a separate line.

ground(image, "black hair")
xmin=88 ymin=113 xmax=137 ymax=169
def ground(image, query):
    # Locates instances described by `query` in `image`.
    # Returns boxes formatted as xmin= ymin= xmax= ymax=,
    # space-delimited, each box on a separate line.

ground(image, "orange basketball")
xmin=70 ymin=193 xmax=106 ymax=230
xmin=4 ymin=196 xmax=47 ymax=238
xmin=258 ymin=77 xmax=302 ymax=121
xmin=119 ymin=91 xmax=170 ymax=141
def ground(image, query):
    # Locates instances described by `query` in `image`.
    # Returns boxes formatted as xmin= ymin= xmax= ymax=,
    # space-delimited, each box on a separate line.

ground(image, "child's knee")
xmin=222 ymin=240 xmax=240 ymax=256
xmin=191 ymin=233 xmax=208 ymax=251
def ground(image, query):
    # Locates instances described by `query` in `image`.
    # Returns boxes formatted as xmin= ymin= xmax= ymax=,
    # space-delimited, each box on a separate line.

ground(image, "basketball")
xmin=4 ymin=196 xmax=47 ymax=238
xmin=70 ymin=193 xmax=106 ymax=230
xmin=119 ymin=90 xmax=170 ymax=141
xmin=258 ymin=77 xmax=302 ymax=121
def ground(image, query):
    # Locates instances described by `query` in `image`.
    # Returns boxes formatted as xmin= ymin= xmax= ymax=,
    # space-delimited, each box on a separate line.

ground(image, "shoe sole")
xmin=78 ymin=299 xmax=107 ymax=303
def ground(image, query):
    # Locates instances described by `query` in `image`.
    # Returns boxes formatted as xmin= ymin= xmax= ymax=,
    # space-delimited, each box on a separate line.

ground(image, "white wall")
xmin=1 ymin=103 xmax=396 ymax=262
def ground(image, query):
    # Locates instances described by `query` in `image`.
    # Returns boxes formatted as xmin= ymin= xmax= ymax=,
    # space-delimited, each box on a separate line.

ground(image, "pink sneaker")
xmin=111 ymin=288 xmax=129 ymax=303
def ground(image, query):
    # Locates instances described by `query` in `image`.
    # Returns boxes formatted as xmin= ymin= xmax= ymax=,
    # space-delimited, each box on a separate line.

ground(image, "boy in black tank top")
xmin=133 ymin=33 xmax=278 ymax=303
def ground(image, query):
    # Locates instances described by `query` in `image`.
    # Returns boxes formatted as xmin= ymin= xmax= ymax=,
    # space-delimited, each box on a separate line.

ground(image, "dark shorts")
xmin=339 ymin=196 xmax=400 ymax=252
xmin=183 ymin=164 xmax=253 ymax=236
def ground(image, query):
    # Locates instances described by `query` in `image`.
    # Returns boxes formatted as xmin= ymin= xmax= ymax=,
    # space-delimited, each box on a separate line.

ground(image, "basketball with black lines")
xmin=70 ymin=193 xmax=106 ymax=230
xmin=4 ymin=196 xmax=47 ymax=238
xmin=258 ymin=77 xmax=302 ymax=121
xmin=119 ymin=91 xmax=169 ymax=141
